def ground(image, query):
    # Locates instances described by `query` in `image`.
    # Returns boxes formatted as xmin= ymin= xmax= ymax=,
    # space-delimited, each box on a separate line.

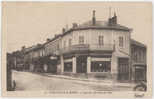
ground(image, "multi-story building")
xmin=43 ymin=34 xmax=62 ymax=73
xmin=23 ymin=44 xmax=45 ymax=72
xmin=37 ymin=11 xmax=132 ymax=81
xmin=21 ymin=10 xmax=146 ymax=82
xmin=10 ymin=50 xmax=25 ymax=70
xmin=131 ymin=39 xmax=147 ymax=82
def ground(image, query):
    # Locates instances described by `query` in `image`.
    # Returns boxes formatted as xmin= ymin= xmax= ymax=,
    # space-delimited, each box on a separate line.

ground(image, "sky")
xmin=2 ymin=2 xmax=152 ymax=53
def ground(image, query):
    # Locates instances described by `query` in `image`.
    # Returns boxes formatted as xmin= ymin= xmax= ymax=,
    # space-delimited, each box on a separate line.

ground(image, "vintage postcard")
xmin=2 ymin=2 xmax=152 ymax=98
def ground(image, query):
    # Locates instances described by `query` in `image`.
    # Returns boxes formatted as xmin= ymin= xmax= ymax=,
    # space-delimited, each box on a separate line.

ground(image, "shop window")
xmin=91 ymin=61 xmax=111 ymax=72
xmin=64 ymin=62 xmax=72 ymax=72
xmin=79 ymin=36 xmax=84 ymax=44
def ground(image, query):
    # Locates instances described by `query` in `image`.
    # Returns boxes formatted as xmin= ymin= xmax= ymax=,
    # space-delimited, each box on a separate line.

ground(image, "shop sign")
xmin=50 ymin=56 xmax=57 ymax=60
xmin=91 ymin=58 xmax=111 ymax=61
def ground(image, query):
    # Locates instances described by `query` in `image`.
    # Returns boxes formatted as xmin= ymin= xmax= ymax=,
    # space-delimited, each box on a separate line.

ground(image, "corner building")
xmin=46 ymin=11 xmax=132 ymax=81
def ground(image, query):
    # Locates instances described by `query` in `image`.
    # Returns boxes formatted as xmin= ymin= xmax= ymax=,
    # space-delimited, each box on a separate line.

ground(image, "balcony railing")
xmin=89 ymin=44 xmax=114 ymax=51
xmin=58 ymin=44 xmax=114 ymax=54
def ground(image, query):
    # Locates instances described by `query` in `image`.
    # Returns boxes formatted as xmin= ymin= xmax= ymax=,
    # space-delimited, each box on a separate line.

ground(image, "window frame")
xmin=64 ymin=40 xmax=66 ymax=48
xmin=119 ymin=36 xmax=124 ymax=47
xmin=98 ymin=35 xmax=104 ymax=46
xmin=69 ymin=38 xmax=72 ymax=46
xmin=79 ymin=36 xmax=84 ymax=44
xmin=91 ymin=61 xmax=111 ymax=72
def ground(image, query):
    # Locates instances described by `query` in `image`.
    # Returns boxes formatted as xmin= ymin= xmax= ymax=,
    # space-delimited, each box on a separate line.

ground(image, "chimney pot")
xmin=72 ymin=23 xmax=78 ymax=28
xmin=46 ymin=38 xmax=50 ymax=42
xmin=22 ymin=46 xmax=26 ymax=50
xmin=108 ymin=12 xmax=117 ymax=25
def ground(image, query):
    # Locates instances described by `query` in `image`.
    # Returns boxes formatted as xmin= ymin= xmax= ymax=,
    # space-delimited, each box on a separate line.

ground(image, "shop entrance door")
xmin=77 ymin=56 xmax=87 ymax=73
xmin=118 ymin=58 xmax=129 ymax=81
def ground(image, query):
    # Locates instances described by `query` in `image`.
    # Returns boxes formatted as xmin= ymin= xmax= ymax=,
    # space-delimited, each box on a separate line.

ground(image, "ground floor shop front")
xmin=25 ymin=52 xmax=131 ymax=81
xmin=131 ymin=63 xmax=146 ymax=82
xmin=57 ymin=52 xmax=130 ymax=81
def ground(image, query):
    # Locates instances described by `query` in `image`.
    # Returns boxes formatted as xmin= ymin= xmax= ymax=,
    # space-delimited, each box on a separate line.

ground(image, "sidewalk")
xmin=39 ymin=73 xmax=135 ymax=88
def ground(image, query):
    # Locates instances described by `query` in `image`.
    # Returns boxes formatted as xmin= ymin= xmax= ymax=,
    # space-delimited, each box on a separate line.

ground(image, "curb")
xmin=28 ymin=71 xmax=135 ymax=87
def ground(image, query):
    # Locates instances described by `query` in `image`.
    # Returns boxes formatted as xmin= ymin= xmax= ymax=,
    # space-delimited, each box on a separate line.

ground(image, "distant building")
xmin=10 ymin=50 xmax=25 ymax=71
xmin=23 ymin=44 xmax=45 ymax=72
xmin=131 ymin=39 xmax=147 ymax=82
xmin=19 ymin=10 xmax=146 ymax=82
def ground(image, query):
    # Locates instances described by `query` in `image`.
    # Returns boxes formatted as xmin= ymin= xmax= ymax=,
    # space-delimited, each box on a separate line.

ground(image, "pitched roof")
xmin=77 ymin=20 xmax=131 ymax=31
xmin=131 ymin=39 xmax=147 ymax=48
xmin=44 ymin=34 xmax=62 ymax=45
xmin=23 ymin=45 xmax=37 ymax=53
xmin=43 ymin=20 xmax=131 ymax=46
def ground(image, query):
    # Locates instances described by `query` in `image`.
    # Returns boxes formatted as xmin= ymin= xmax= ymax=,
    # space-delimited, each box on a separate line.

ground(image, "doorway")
xmin=77 ymin=56 xmax=87 ymax=73
xmin=118 ymin=58 xmax=129 ymax=81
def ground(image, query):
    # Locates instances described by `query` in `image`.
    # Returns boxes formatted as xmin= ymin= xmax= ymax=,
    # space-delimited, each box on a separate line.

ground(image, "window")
xmin=57 ymin=44 xmax=59 ymax=50
xmin=64 ymin=62 xmax=72 ymax=72
xmin=64 ymin=40 xmax=66 ymax=48
xmin=134 ymin=51 xmax=137 ymax=62
xmin=91 ymin=61 xmax=111 ymax=72
xmin=69 ymin=39 xmax=72 ymax=46
xmin=79 ymin=36 xmax=84 ymax=44
xmin=98 ymin=36 xmax=104 ymax=45
xmin=119 ymin=36 xmax=124 ymax=47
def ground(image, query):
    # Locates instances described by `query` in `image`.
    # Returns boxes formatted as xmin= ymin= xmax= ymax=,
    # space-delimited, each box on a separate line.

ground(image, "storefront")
xmin=91 ymin=57 xmax=111 ymax=73
xmin=118 ymin=58 xmax=129 ymax=81
xmin=42 ymin=55 xmax=58 ymax=73
xmin=134 ymin=65 xmax=146 ymax=82
xmin=61 ymin=53 xmax=112 ymax=79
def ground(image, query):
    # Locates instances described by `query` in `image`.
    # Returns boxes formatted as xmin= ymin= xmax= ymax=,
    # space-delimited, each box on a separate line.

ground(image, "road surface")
xmin=12 ymin=70 xmax=133 ymax=91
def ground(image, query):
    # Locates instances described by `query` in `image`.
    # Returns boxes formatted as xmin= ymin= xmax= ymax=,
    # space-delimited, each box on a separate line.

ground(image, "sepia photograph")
xmin=2 ymin=2 xmax=152 ymax=98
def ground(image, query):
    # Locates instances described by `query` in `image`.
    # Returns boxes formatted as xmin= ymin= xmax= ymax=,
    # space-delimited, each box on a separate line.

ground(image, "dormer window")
xmin=79 ymin=36 xmax=84 ymax=44
xmin=119 ymin=36 xmax=124 ymax=47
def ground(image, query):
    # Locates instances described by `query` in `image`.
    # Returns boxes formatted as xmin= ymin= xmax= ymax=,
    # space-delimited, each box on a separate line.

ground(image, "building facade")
xmin=31 ymin=11 xmax=131 ymax=81
xmin=131 ymin=39 xmax=147 ymax=82
xmin=23 ymin=44 xmax=45 ymax=72
xmin=20 ymin=10 xmax=146 ymax=81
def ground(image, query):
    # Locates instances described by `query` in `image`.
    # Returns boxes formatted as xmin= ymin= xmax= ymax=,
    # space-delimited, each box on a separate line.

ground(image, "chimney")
xmin=62 ymin=28 xmax=65 ymax=33
xmin=92 ymin=10 xmax=96 ymax=25
xmin=108 ymin=12 xmax=117 ymax=25
xmin=108 ymin=18 xmax=112 ymax=25
xmin=46 ymin=38 xmax=50 ymax=42
xmin=112 ymin=12 xmax=117 ymax=24
xmin=72 ymin=23 xmax=78 ymax=28
xmin=21 ymin=46 xmax=26 ymax=50
xmin=37 ymin=43 xmax=41 ymax=46
xmin=55 ymin=34 xmax=60 ymax=38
